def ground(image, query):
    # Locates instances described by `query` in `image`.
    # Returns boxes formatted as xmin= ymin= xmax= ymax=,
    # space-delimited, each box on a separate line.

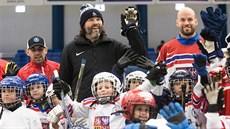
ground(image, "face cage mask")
xmin=125 ymin=79 xmax=145 ymax=92
xmin=26 ymin=82 xmax=48 ymax=104
xmin=170 ymin=79 xmax=194 ymax=102
xmin=94 ymin=81 xmax=118 ymax=104
xmin=0 ymin=86 xmax=22 ymax=109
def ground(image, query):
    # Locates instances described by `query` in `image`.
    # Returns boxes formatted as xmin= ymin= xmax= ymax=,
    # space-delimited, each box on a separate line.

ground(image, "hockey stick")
xmin=181 ymin=83 xmax=186 ymax=111
xmin=54 ymin=70 xmax=74 ymax=129
xmin=73 ymin=58 xmax=86 ymax=101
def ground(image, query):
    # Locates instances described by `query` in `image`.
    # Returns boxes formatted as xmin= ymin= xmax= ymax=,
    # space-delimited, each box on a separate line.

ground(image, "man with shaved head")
xmin=156 ymin=7 xmax=206 ymax=129
xmin=157 ymin=7 xmax=201 ymax=86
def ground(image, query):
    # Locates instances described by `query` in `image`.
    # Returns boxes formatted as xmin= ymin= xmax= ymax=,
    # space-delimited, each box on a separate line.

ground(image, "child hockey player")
xmin=124 ymin=71 xmax=147 ymax=92
xmin=122 ymin=89 xmax=195 ymax=129
xmin=47 ymin=61 xmax=167 ymax=129
xmin=0 ymin=76 xmax=42 ymax=128
xmin=25 ymin=73 xmax=52 ymax=129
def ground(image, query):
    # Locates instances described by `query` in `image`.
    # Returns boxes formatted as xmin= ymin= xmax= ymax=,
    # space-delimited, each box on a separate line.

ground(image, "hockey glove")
xmin=202 ymin=81 xmax=224 ymax=112
xmin=192 ymin=54 xmax=208 ymax=76
xmin=3 ymin=61 xmax=20 ymax=78
xmin=146 ymin=61 xmax=167 ymax=85
xmin=200 ymin=7 xmax=227 ymax=38
xmin=47 ymin=105 xmax=64 ymax=123
xmin=136 ymin=56 xmax=155 ymax=70
xmin=160 ymin=102 xmax=195 ymax=129
xmin=117 ymin=49 xmax=138 ymax=70
xmin=121 ymin=6 xmax=139 ymax=37
xmin=52 ymin=78 xmax=71 ymax=100
xmin=196 ymin=39 xmax=224 ymax=60
xmin=123 ymin=123 xmax=157 ymax=129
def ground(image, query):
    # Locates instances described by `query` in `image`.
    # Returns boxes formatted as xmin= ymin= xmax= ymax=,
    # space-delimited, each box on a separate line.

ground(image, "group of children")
xmin=1 ymin=51 xmax=230 ymax=129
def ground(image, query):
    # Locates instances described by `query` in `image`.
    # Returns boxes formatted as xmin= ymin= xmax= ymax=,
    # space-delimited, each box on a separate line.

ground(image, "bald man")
xmin=157 ymin=7 xmax=202 ymax=84
xmin=156 ymin=7 xmax=206 ymax=129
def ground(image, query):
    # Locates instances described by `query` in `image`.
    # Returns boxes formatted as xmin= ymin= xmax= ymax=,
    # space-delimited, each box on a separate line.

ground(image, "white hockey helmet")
xmin=91 ymin=72 xmax=121 ymax=104
xmin=125 ymin=71 xmax=147 ymax=91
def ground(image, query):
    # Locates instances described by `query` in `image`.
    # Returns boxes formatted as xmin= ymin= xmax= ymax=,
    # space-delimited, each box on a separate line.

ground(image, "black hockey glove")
xmin=202 ymin=83 xmax=224 ymax=113
xmin=146 ymin=61 xmax=167 ymax=85
xmin=200 ymin=7 xmax=227 ymax=38
xmin=116 ymin=49 xmax=138 ymax=70
xmin=52 ymin=78 xmax=71 ymax=100
xmin=121 ymin=6 xmax=139 ymax=37
xmin=136 ymin=56 xmax=155 ymax=70
xmin=3 ymin=61 xmax=20 ymax=78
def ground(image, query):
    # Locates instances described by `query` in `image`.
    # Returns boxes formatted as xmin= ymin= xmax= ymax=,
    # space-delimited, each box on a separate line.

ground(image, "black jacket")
xmin=60 ymin=28 xmax=146 ymax=102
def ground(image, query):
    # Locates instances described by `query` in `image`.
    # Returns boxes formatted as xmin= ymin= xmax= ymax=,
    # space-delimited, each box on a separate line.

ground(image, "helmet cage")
xmin=91 ymin=72 xmax=121 ymax=104
xmin=0 ymin=86 xmax=23 ymax=109
xmin=125 ymin=71 xmax=146 ymax=92
xmin=170 ymin=78 xmax=194 ymax=100
xmin=25 ymin=82 xmax=48 ymax=101
xmin=93 ymin=79 xmax=117 ymax=104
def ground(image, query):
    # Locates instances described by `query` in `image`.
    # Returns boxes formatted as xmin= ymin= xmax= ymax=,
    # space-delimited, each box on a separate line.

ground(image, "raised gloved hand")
xmin=123 ymin=123 xmax=157 ymax=129
xmin=117 ymin=50 xmax=138 ymax=70
xmin=136 ymin=56 xmax=155 ymax=70
xmin=202 ymin=80 xmax=224 ymax=112
xmin=192 ymin=54 xmax=208 ymax=76
xmin=146 ymin=61 xmax=167 ymax=85
xmin=52 ymin=78 xmax=71 ymax=100
xmin=200 ymin=7 xmax=227 ymax=39
xmin=160 ymin=102 xmax=195 ymax=129
xmin=3 ymin=61 xmax=20 ymax=78
xmin=121 ymin=6 xmax=139 ymax=37
xmin=196 ymin=39 xmax=224 ymax=60
xmin=192 ymin=54 xmax=209 ymax=86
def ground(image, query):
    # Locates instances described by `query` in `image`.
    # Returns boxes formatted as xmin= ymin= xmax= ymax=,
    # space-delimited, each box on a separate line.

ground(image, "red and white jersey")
xmin=0 ymin=106 xmax=42 ymax=129
xmin=26 ymin=101 xmax=52 ymax=129
xmin=184 ymin=101 xmax=207 ymax=129
xmin=62 ymin=80 xmax=158 ymax=129
xmin=156 ymin=38 xmax=201 ymax=87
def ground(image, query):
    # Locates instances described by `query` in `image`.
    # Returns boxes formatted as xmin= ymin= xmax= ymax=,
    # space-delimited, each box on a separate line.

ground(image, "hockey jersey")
xmin=156 ymin=34 xmax=202 ymax=87
xmin=62 ymin=80 xmax=161 ymax=129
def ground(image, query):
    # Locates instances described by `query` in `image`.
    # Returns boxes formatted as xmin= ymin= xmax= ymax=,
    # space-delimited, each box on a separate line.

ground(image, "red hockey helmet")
xmin=121 ymin=89 xmax=156 ymax=121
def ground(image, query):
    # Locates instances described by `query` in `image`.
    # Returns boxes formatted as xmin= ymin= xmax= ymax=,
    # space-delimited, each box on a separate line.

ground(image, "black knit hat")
xmin=79 ymin=4 xmax=103 ymax=27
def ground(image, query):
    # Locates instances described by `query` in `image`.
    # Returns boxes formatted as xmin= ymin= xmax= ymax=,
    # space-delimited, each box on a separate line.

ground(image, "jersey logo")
xmin=167 ymin=52 xmax=173 ymax=56
xmin=94 ymin=116 xmax=110 ymax=128
xmin=76 ymin=51 xmax=85 ymax=56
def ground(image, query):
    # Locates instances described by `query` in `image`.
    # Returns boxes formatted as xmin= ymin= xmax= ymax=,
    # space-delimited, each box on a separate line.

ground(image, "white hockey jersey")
xmin=62 ymin=80 xmax=161 ymax=129
xmin=0 ymin=106 xmax=42 ymax=129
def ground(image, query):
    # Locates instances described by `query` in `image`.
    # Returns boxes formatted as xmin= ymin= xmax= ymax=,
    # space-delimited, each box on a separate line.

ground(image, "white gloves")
xmin=47 ymin=105 xmax=64 ymax=123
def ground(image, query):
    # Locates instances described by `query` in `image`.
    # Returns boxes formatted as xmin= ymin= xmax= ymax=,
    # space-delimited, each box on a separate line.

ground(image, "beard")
xmin=180 ymin=25 xmax=195 ymax=37
xmin=85 ymin=25 xmax=103 ymax=40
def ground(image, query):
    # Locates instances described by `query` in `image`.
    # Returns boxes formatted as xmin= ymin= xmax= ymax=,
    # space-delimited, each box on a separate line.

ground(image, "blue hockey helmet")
xmin=0 ymin=76 xmax=24 ymax=108
xmin=25 ymin=73 xmax=50 ymax=99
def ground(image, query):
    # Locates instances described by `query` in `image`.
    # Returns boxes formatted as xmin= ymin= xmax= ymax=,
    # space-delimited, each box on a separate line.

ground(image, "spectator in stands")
xmin=156 ymin=7 xmax=202 ymax=87
xmin=60 ymin=4 xmax=146 ymax=102
xmin=156 ymin=40 xmax=165 ymax=56
xmin=17 ymin=36 xmax=60 ymax=83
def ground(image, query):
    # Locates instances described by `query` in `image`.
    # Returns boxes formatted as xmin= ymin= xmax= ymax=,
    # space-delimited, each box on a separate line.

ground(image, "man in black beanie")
xmin=59 ymin=4 xmax=146 ymax=102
